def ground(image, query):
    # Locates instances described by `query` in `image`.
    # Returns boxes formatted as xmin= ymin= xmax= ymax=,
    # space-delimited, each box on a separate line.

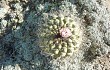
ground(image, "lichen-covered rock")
xmin=0 ymin=0 xmax=28 ymax=37
xmin=0 ymin=1 xmax=9 ymax=18
xmin=1 ymin=0 xmax=110 ymax=70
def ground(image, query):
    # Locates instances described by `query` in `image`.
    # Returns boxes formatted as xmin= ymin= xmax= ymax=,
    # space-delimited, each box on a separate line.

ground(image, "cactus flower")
xmin=59 ymin=28 xmax=72 ymax=38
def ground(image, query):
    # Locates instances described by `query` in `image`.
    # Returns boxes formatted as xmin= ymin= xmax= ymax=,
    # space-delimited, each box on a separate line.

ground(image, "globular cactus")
xmin=38 ymin=14 xmax=82 ymax=58
xmin=35 ymin=1 xmax=82 ymax=58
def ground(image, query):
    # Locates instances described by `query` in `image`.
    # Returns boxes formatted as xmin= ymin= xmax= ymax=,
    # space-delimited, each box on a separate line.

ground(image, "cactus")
xmin=32 ymin=1 xmax=83 ymax=58
xmin=38 ymin=14 xmax=82 ymax=58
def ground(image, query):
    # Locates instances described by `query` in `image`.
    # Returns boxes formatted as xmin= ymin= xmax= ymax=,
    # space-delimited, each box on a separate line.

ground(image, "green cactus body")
xmin=38 ymin=15 xmax=82 ymax=58
xmin=36 ymin=1 xmax=82 ymax=58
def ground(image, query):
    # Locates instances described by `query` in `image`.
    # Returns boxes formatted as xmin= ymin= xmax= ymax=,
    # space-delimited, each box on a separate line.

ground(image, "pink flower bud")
xmin=59 ymin=28 xmax=72 ymax=38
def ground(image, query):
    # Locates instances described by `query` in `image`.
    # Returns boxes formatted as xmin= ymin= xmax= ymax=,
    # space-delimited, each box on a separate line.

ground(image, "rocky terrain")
xmin=0 ymin=0 xmax=110 ymax=70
